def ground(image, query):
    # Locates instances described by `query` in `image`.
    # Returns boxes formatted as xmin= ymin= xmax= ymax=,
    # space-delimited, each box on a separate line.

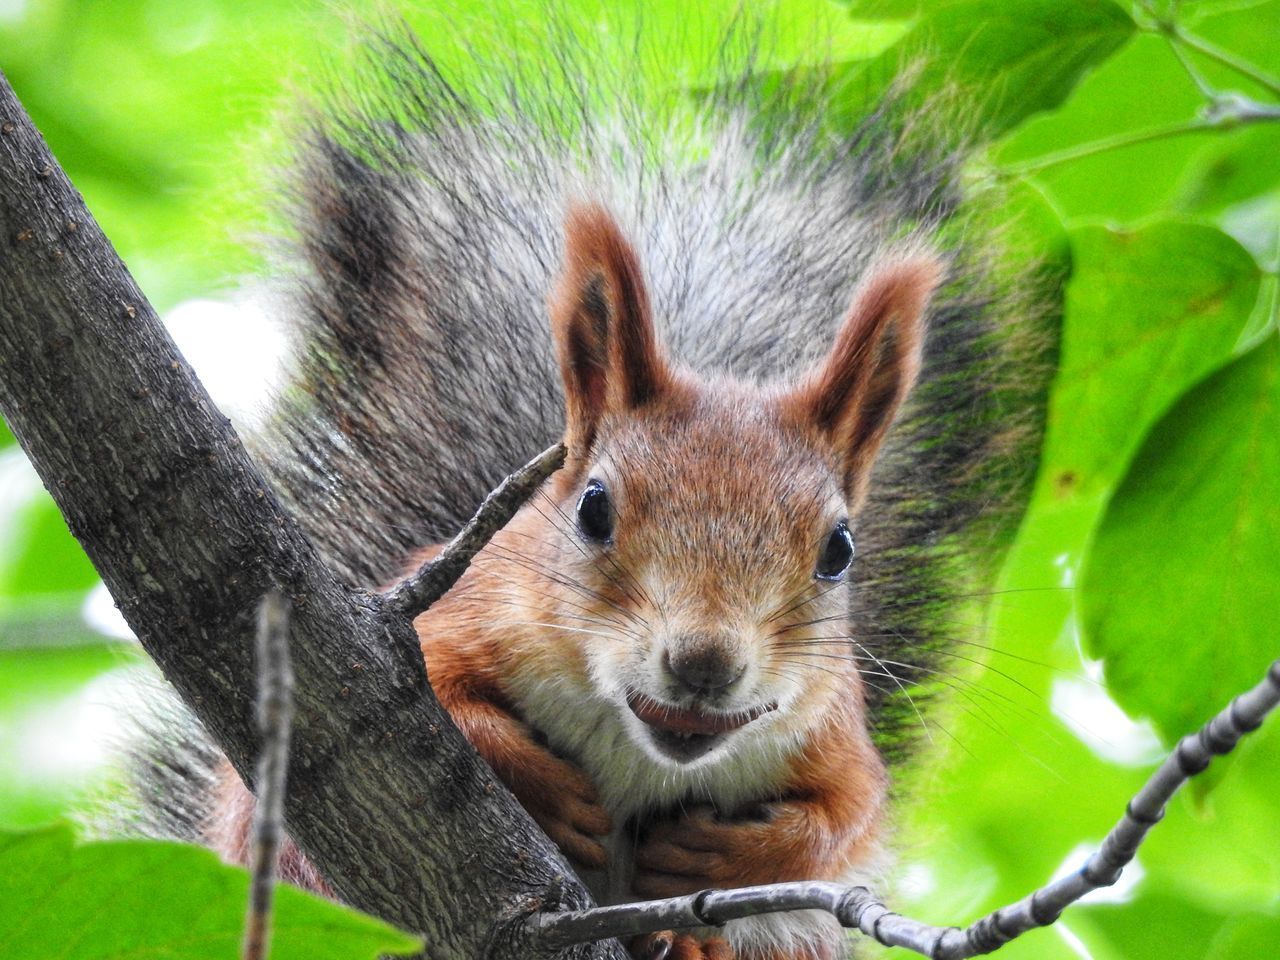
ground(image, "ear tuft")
xmin=549 ymin=203 xmax=669 ymax=456
xmin=789 ymin=254 xmax=944 ymax=508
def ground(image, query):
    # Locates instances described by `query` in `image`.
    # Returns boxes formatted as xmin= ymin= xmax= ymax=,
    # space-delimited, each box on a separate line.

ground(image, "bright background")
xmin=0 ymin=1 xmax=1277 ymax=958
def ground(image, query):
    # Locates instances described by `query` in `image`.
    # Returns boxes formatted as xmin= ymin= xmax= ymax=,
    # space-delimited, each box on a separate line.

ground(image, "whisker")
xmin=774 ymin=647 xmax=1062 ymax=745
xmin=468 ymin=562 xmax=645 ymax=640
xmin=763 ymin=580 xmax=845 ymax=626
xmin=479 ymin=545 xmax=649 ymax=629
xmin=777 ymin=627 xmax=1057 ymax=727
xmin=852 ymin=638 xmax=932 ymax=744
xmin=453 ymin=594 xmax=627 ymax=632
xmin=487 ymin=620 xmax=626 ymax=643
xmin=773 ymin=653 xmax=999 ymax=756
xmin=524 ymin=494 xmax=654 ymax=613
xmin=542 ymin=488 xmax=659 ymax=614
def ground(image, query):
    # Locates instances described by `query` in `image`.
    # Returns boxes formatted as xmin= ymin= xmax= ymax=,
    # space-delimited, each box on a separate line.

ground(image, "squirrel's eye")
xmin=815 ymin=520 xmax=854 ymax=580
xmin=576 ymin=479 xmax=614 ymax=543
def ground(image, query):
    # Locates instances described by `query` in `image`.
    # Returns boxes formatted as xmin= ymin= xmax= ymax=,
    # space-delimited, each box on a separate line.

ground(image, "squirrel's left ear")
xmin=785 ymin=255 xmax=943 ymax=510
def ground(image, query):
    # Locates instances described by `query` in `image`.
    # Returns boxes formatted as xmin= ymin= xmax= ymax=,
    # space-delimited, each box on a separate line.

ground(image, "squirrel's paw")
xmin=629 ymin=931 xmax=733 ymax=960
xmin=512 ymin=747 xmax=612 ymax=871
xmin=633 ymin=804 xmax=793 ymax=897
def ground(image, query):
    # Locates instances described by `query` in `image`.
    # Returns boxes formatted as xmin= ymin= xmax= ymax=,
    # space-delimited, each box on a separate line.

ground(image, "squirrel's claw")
xmin=633 ymin=802 xmax=809 ymax=896
xmin=630 ymin=930 xmax=674 ymax=960
xmin=633 ymin=805 xmax=734 ymax=895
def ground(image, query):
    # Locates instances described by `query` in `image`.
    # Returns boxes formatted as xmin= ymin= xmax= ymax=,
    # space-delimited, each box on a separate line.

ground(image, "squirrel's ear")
xmin=549 ymin=203 xmax=669 ymax=455
xmin=787 ymin=255 xmax=943 ymax=510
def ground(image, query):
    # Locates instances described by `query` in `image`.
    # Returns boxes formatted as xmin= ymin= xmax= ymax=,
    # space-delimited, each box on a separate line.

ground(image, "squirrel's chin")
xmin=638 ymin=723 xmax=731 ymax=765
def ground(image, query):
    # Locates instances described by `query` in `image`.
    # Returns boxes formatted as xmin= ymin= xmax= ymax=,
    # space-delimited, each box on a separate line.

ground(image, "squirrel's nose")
xmin=664 ymin=641 xmax=746 ymax=695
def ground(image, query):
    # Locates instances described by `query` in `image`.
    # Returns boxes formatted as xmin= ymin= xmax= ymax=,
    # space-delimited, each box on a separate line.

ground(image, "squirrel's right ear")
xmin=549 ymin=203 xmax=670 ymax=456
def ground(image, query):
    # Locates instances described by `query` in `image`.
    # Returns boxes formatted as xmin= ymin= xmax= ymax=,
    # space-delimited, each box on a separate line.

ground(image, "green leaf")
xmin=1206 ymin=913 xmax=1280 ymax=960
xmin=1182 ymin=0 xmax=1280 ymax=101
xmin=839 ymin=0 xmax=1131 ymax=21
xmin=1041 ymin=221 xmax=1259 ymax=506
xmin=838 ymin=0 xmax=935 ymax=17
xmin=996 ymin=0 xmax=1280 ymax=225
xmin=845 ymin=0 xmax=1135 ymax=140
xmin=0 ymin=823 xmax=421 ymax=960
xmin=1075 ymin=890 xmax=1234 ymax=960
xmin=1176 ymin=124 xmax=1280 ymax=216
xmin=996 ymin=34 xmax=1212 ymax=223
xmin=1141 ymin=718 xmax=1280 ymax=909
xmin=1080 ymin=334 xmax=1280 ymax=742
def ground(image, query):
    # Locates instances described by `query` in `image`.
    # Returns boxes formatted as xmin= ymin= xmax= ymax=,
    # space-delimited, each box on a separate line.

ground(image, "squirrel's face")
xmin=542 ymin=203 xmax=942 ymax=768
xmin=547 ymin=391 xmax=865 ymax=767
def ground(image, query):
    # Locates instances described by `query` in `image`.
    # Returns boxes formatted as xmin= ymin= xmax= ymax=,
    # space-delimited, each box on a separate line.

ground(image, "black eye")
xmin=815 ymin=520 xmax=854 ymax=580
xmin=576 ymin=479 xmax=614 ymax=543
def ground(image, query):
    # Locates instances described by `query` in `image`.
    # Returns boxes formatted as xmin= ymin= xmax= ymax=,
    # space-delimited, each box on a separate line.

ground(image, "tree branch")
xmin=385 ymin=443 xmax=565 ymax=616
xmin=530 ymin=658 xmax=1280 ymax=957
xmin=0 ymin=71 xmax=621 ymax=960
xmin=243 ymin=591 xmax=294 ymax=960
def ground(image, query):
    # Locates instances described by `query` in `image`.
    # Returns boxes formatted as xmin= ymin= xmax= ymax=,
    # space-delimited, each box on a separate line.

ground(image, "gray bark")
xmin=0 ymin=70 xmax=622 ymax=960
xmin=244 ymin=592 xmax=294 ymax=960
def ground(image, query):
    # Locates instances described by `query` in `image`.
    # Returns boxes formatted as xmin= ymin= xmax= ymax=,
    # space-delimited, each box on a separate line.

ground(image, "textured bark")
xmin=0 ymin=71 xmax=622 ymax=960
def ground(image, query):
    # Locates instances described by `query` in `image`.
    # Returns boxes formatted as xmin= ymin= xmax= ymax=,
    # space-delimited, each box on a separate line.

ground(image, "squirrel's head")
xmin=536 ymin=203 xmax=941 ymax=768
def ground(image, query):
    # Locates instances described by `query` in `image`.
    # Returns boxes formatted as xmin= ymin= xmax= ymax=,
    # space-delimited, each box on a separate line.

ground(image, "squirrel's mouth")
xmin=625 ymin=691 xmax=777 ymax=763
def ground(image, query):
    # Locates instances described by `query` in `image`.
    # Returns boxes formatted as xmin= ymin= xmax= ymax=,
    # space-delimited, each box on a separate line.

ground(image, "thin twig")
xmin=243 ymin=591 xmax=295 ymax=960
xmin=529 ymin=658 xmax=1280 ymax=958
xmin=1169 ymin=37 xmax=1218 ymax=99
xmin=999 ymin=90 xmax=1280 ymax=180
xmin=1169 ymin=24 xmax=1280 ymax=98
xmin=384 ymin=443 xmax=566 ymax=616
xmin=0 ymin=67 xmax=618 ymax=960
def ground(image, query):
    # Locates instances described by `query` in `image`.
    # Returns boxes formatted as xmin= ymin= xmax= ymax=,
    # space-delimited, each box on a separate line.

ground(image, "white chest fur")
xmin=507 ymin=674 xmax=859 ymax=957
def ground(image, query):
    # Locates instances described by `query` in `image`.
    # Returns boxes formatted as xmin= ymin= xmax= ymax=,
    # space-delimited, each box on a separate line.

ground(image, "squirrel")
xmin=131 ymin=20 xmax=1052 ymax=960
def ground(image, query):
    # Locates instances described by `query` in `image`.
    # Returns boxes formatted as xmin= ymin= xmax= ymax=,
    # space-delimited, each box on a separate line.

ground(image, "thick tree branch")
xmin=0 ymin=72 xmax=621 ymax=960
xmin=531 ymin=658 xmax=1280 ymax=957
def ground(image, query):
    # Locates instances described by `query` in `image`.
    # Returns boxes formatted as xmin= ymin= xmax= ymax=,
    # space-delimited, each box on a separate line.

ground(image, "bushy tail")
xmin=252 ymin=21 xmax=1056 ymax=759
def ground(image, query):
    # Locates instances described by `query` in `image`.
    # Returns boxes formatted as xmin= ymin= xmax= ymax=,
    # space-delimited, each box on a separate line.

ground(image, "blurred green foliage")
xmin=0 ymin=0 xmax=1276 ymax=958
xmin=0 ymin=824 xmax=421 ymax=959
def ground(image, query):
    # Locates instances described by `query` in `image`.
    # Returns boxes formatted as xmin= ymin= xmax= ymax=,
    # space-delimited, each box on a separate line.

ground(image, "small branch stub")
xmin=385 ymin=443 xmax=566 ymax=616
